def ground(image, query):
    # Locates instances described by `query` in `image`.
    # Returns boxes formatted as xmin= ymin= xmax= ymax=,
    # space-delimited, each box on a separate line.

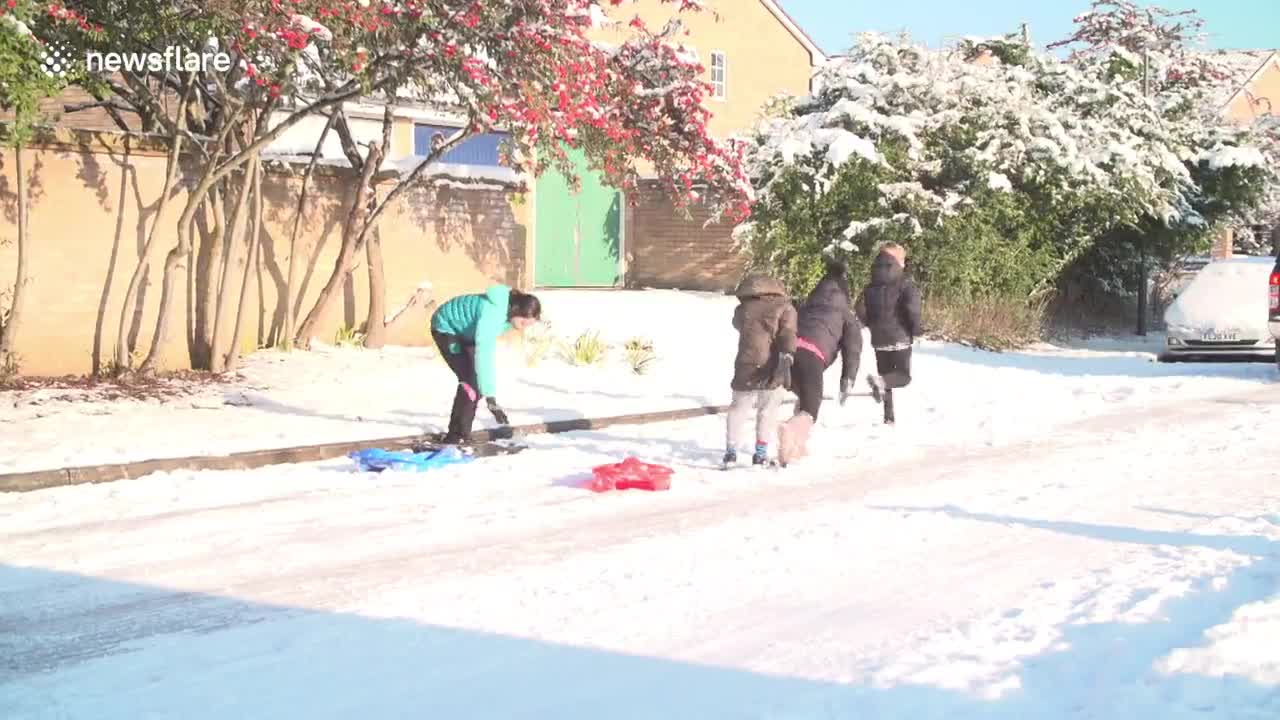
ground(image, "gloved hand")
xmin=486 ymin=397 xmax=510 ymax=426
xmin=771 ymin=352 xmax=794 ymax=390
xmin=839 ymin=376 xmax=855 ymax=406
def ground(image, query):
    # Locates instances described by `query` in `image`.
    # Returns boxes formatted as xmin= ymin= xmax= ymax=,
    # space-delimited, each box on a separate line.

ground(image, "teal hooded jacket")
xmin=430 ymin=284 xmax=512 ymax=397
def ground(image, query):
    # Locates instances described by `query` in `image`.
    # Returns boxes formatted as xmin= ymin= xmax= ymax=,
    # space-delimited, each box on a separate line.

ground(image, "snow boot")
xmin=778 ymin=412 xmax=813 ymax=466
xmin=866 ymin=374 xmax=886 ymax=404
xmin=722 ymin=449 xmax=738 ymax=469
xmin=752 ymin=444 xmax=770 ymax=466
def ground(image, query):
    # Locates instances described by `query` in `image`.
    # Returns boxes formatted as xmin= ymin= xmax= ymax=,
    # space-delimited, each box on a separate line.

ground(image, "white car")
xmin=1162 ymin=256 xmax=1277 ymax=362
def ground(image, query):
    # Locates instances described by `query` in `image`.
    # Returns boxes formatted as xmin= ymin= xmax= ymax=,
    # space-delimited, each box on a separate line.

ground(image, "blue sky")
xmin=779 ymin=0 xmax=1279 ymax=55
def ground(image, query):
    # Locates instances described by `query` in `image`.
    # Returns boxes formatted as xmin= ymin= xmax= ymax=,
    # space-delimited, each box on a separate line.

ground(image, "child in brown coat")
xmin=725 ymin=274 xmax=797 ymax=468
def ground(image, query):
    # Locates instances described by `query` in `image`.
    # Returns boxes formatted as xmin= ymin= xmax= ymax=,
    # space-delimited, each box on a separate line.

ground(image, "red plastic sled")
xmin=588 ymin=457 xmax=674 ymax=493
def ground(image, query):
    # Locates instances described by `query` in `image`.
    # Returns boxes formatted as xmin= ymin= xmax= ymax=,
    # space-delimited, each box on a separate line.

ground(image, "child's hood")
xmin=484 ymin=284 xmax=512 ymax=308
xmin=734 ymin=274 xmax=788 ymax=299
xmin=870 ymin=251 xmax=905 ymax=286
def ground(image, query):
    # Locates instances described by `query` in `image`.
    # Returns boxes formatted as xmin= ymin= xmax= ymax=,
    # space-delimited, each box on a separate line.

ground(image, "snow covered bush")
xmin=738 ymin=30 xmax=1165 ymax=300
xmin=1049 ymin=0 xmax=1278 ymax=289
xmin=737 ymin=1 xmax=1277 ymax=331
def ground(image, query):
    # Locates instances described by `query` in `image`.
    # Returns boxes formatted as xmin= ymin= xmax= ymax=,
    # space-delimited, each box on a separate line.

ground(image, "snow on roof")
xmin=1199 ymin=49 xmax=1279 ymax=109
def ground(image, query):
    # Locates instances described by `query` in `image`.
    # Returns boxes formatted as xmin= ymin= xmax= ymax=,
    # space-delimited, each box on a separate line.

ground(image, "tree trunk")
xmin=115 ymin=78 xmax=193 ymax=372
xmin=362 ymin=107 xmax=396 ymax=350
xmin=225 ymin=158 xmax=262 ymax=373
xmin=192 ymin=184 xmax=227 ymax=370
xmin=362 ymin=226 xmax=388 ymax=349
xmin=0 ymin=146 xmax=30 ymax=367
xmin=283 ymin=112 xmax=338 ymax=349
xmin=138 ymin=85 xmax=369 ymax=375
xmin=293 ymin=142 xmax=384 ymax=349
xmin=210 ymin=165 xmax=255 ymax=373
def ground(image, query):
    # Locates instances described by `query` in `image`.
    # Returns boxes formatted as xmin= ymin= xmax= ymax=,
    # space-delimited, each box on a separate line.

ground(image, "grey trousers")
xmin=726 ymin=388 xmax=786 ymax=450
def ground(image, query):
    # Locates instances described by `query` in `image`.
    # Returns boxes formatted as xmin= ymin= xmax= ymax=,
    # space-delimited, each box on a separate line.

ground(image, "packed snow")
xmin=1 ymin=297 xmax=1277 ymax=717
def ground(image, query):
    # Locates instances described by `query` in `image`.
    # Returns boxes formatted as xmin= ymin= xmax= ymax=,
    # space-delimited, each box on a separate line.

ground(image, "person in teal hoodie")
xmin=430 ymin=284 xmax=542 ymax=444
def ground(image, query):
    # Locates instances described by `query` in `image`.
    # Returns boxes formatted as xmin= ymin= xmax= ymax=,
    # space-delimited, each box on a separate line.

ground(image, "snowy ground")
xmin=1 ymin=289 xmax=1274 ymax=474
xmin=2 ymin=376 xmax=1278 ymax=718
xmin=2 ymin=289 xmax=1279 ymax=718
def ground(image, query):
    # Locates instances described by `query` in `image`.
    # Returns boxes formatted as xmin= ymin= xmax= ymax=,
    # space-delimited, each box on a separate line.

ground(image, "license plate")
xmin=1202 ymin=330 xmax=1238 ymax=342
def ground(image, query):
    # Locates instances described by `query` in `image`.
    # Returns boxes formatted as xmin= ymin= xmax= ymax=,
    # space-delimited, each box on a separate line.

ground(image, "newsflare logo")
xmin=37 ymin=42 xmax=233 ymax=77
xmin=39 ymin=42 xmax=73 ymax=78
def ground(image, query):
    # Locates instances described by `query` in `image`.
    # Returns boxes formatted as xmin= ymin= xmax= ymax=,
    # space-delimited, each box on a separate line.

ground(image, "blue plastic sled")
xmin=349 ymin=446 xmax=474 ymax=473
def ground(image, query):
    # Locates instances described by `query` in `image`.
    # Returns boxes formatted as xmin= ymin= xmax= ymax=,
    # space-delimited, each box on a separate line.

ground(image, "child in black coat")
xmin=855 ymin=243 xmax=922 ymax=424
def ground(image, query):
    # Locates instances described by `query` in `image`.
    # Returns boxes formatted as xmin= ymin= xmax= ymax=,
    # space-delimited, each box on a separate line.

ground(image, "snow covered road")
xmin=3 ymin=382 xmax=1278 ymax=719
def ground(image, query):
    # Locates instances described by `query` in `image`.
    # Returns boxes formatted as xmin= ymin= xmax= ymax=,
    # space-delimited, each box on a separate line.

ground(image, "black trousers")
xmin=791 ymin=347 xmax=826 ymax=420
xmin=875 ymin=348 xmax=912 ymax=389
xmin=431 ymin=330 xmax=479 ymax=439
xmin=875 ymin=348 xmax=912 ymax=424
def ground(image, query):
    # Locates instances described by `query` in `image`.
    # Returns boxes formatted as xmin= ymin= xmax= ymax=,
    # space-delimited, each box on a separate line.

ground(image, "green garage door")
xmin=534 ymin=147 xmax=622 ymax=287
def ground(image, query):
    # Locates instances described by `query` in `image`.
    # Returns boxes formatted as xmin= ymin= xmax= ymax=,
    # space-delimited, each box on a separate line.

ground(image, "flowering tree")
xmin=31 ymin=0 xmax=750 ymax=372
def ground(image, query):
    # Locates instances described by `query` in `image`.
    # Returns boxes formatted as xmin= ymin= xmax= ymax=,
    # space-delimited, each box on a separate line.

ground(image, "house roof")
xmin=1205 ymin=49 xmax=1279 ymax=113
xmin=757 ymin=0 xmax=826 ymax=64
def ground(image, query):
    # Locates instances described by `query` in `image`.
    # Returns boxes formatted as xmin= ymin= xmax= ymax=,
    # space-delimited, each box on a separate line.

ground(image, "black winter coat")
xmin=855 ymin=251 xmax=923 ymax=350
xmin=795 ymin=271 xmax=862 ymax=382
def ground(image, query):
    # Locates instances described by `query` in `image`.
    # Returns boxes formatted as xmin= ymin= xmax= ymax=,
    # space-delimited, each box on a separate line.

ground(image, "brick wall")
xmin=0 ymin=131 xmax=528 ymax=375
xmin=626 ymin=186 xmax=746 ymax=292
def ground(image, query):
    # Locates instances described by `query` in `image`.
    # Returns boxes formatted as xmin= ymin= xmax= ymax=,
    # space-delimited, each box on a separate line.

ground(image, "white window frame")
xmin=709 ymin=51 xmax=727 ymax=101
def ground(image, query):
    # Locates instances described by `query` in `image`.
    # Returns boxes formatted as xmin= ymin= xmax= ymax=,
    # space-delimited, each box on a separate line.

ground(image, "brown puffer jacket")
xmin=731 ymin=274 xmax=798 ymax=391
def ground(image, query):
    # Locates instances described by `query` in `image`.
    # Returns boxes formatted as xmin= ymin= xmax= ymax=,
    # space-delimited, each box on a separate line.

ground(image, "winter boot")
xmin=866 ymin=374 xmax=886 ymax=404
xmin=722 ymin=449 xmax=738 ymax=468
xmin=752 ymin=443 xmax=770 ymax=466
xmin=778 ymin=412 xmax=814 ymax=466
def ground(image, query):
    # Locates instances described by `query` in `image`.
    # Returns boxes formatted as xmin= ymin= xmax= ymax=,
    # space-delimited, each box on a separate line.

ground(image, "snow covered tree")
xmin=35 ymin=0 xmax=750 ymax=371
xmin=1049 ymin=0 xmax=1276 ymax=279
xmin=739 ymin=3 xmax=1276 ymax=324
xmin=737 ymin=31 xmax=1197 ymax=299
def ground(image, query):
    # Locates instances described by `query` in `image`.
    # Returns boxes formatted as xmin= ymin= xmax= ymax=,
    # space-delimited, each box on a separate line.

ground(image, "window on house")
xmin=412 ymin=124 xmax=508 ymax=165
xmin=710 ymin=51 xmax=727 ymax=100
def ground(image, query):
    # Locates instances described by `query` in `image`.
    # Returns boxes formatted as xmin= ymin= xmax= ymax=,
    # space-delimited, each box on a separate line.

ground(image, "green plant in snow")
xmin=561 ymin=330 xmax=608 ymax=366
xmin=622 ymin=337 xmax=657 ymax=375
xmin=334 ymin=324 xmax=365 ymax=348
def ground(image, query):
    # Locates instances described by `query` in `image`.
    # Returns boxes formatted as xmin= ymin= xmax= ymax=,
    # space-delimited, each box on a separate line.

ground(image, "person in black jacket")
xmin=855 ymin=243 xmax=923 ymax=424
xmin=778 ymin=257 xmax=862 ymax=464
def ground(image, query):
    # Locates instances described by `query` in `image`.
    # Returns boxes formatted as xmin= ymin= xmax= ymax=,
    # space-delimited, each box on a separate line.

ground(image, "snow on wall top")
xmin=261 ymin=152 xmax=523 ymax=189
